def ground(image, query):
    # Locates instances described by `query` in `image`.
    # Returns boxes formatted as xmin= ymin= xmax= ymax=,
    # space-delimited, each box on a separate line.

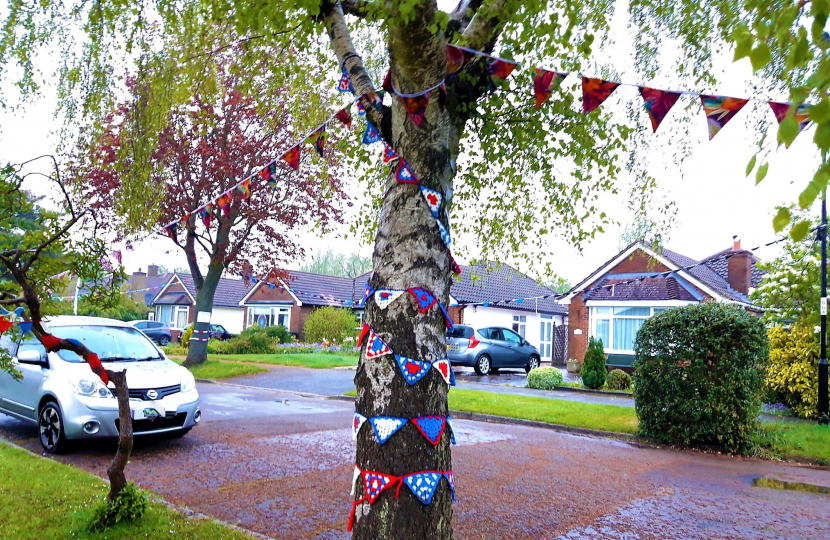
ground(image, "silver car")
xmin=0 ymin=316 xmax=200 ymax=453
xmin=447 ymin=324 xmax=541 ymax=375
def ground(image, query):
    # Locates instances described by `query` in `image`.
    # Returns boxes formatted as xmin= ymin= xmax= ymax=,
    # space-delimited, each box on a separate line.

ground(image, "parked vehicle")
xmin=128 ymin=319 xmax=172 ymax=346
xmin=176 ymin=323 xmax=237 ymax=343
xmin=447 ymin=324 xmax=541 ymax=375
xmin=0 ymin=316 xmax=201 ymax=453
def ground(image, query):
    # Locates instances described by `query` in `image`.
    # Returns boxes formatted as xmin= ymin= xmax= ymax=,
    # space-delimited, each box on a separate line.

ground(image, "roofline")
xmin=238 ymin=277 xmax=303 ymax=306
xmin=151 ymin=273 xmax=196 ymax=305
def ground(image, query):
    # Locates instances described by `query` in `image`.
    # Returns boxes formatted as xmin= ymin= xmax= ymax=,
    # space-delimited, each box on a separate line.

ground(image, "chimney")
xmin=726 ymin=236 xmax=752 ymax=295
xmin=148 ymin=264 xmax=159 ymax=278
xmin=732 ymin=235 xmax=741 ymax=251
xmin=131 ymin=269 xmax=147 ymax=304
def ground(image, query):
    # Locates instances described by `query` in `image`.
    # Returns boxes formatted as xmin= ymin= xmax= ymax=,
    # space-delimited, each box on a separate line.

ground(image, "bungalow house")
xmin=559 ymin=238 xmax=764 ymax=369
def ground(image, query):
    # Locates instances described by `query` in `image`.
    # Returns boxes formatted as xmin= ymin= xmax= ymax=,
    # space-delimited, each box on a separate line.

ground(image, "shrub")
xmin=87 ymin=482 xmax=148 ymax=531
xmin=766 ymin=325 xmax=826 ymax=419
xmin=633 ymin=302 xmax=768 ymax=453
xmin=303 ymin=307 xmax=358 ymax=344
xmin=526 ymin=367 xmax=564 ymax=390
xmin=260 ymin=324 xmax=294 ymax=344
xmin=606 ymin=369 xmax=632 ymax=391
xmin=180 ymin=326 xmax=193 ymax=348
xmin=580 ymin=337 xmax=607 ymax=389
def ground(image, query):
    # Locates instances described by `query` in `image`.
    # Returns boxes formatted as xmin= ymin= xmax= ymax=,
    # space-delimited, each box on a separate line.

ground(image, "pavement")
xmin=2 ymin=381 xmax=829 ymax=540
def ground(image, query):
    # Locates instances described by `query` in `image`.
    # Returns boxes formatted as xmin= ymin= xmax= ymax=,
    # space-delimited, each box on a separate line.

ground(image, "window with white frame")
xmin=247 ymin=306 xmax=291 ymax=329
xmin=512 ymin=315 xmax=526 ymax=338
xmin=173 ymin=306 xmax=189 ymax=329
xmin=590 ymin=306 xmax=670 ymax=353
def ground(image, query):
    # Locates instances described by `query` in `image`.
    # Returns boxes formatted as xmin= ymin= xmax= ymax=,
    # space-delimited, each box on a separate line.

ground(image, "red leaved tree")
xmin=78 ymin=56 xmax=348 ymax=366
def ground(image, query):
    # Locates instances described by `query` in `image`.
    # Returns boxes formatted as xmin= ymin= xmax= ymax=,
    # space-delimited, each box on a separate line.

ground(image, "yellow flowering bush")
xmin=766 ymin=325 xmax=824 ymax=419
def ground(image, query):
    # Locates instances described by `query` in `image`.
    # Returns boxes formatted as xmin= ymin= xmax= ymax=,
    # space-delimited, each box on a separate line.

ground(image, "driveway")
xmin=2 ymin=382 xmax=829 ymax=540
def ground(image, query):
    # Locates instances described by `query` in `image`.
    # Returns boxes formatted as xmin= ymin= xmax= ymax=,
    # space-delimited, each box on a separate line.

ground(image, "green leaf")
xmin=790 ymin=219 xmax=812 ymax=241
xmin=773 ymin=208 xmax=792 ymax=233
xmin=733 ymin=25 xmax=753 ymax=61
xmin=755 ymin=162 xmax=769 ymax=184
xmin=814 ymin=165 xmax=830 ymax=189
xmin=814 ymin=122 xmax=830 ymax=152
xmin=809 ymin=99 xmax=830 ymax=124
xmin=779 ymin=114 xmax=799 ymax=147
xmin=798 ymin=181 xmax=822 ymax=209
xmin=745 ymin=154 xmax=756 ymax=176
xmin=749 ymin=43 xmax=772 ymax=72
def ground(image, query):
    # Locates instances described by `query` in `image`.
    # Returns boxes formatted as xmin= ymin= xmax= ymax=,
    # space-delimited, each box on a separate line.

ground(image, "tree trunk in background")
xmin=106 ymin=370 xmax=133 ymax=500
xmin=183 ymin=261 xmax=224 ymax=367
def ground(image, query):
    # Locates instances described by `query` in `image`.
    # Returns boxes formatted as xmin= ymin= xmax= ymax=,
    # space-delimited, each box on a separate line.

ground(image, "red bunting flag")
xmin=236 ymin=178 xmax=252 ymax=199
xmin=582 ymin=77 xmax=620 ymax=113
xmin=0 ymin=318 xmax=13 ymax=334
xmin=401 ymin=92 xmax=432 ymax=127
xmin=487 ymin=57 xmax=517 ymax=88
xmin=447 ymin=45 xmax=475 ymax=76
xmin=533 ymin=68 xmax=566 ymax=109
xmin=281 ymin=145 xmax=301 ymax=171
xmin=216 ymin=193 xmax=232 ymax=218
xmin=769 ymin=102 xmax=812 ymax=147
xmin=700 ymin=95 xmax=749 ymax=140
xmin=197 ymin=204 xmax=212 ymax=228
xmin=335 ymin=106 xmax=352 ymax=129
xmin=639 ymin=87 xmax=682 ymax=132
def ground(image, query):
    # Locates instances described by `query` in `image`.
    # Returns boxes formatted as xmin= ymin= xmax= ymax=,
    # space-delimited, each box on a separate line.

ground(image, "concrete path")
xmin=2 ymin=382 xmax=828 ymax=540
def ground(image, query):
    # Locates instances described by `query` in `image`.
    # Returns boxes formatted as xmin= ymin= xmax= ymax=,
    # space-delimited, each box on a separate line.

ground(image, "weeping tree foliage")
xmin=0 ymin=0 xmax=822 ymax=538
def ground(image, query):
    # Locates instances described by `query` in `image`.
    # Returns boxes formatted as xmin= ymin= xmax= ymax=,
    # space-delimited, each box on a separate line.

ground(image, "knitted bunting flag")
xmin=236 ymin=178 xmax=252 ymax=199
xmin=487 ymin=57 xmax=517 ymax=89
xmin=700 ymin=95 xmax=749 ymax=140
xmin=18 ymin=321 xmax=33 ymax=334
xmin=281 ymin=145 xmax=301 ymax=171
xmin=395 ymin=160 xmax=418 ymax=183
xmin=366 ymin=330 xmax=392 ymax=358
xmin=408 ymin=287 xmax=437 ymax=313
xmin=217 ymin=193 xmax=232 ymax=218
xmin=374 ymin=290 xmax=405 ymax=309
xmin=356 ymin=100 xmax=366 ymax=116
xmin=439 ymin=303 xmax=454 ymax=331
xmin=450 ymin=253 xmax=461 ymax=275
xmin=447 ymin=416 xmax=457 ymax=444
xmin=445 ymin=471 xmax=456 ymax=501
xmin=419 ymin=185 xmax=442 ymax=217
xmin=361 ymin=285 xmax=374 ymax=306
xmin=639 ymin=87 xmax=682 ymax=132
xmin=403 ymin=472 xmax=442 ymax=505
xmin=582 ymin=77 xmax=620 ymax=113
xmin=351 ymin=466 xmax=361 ymax=496
xmin=362 ymin=122 xmax=381 ymax=145
xmin=258 ymin=162 xmax=275 ymax=182
xmin=395 ymin=354 xmax=432 ymax=385
xmin=353 ymin=412 xmax=367 ymax=440
xmin=533 ymin=68 xmax=566 ymax=109
xmin=382 ymin=144 xmax=399 ymax=164
xmin=412 ymin=416 xmax=446 ymax=446
xmin=382 ymin=70 xmax=392 ymax=92
xmin=338 ymin=65 xmax=354 ymax=93
xmin=361 ymin=91 xmax=385 ymax=112
xmin=401 ymin=92 xmax=432 ymax=127
xmin=437 ymin=220 xmax=452 ymax=246
xmin=335 ymin=106 xmax=352 ymax=129
xmin=363 ymin=471 xmax=398 ymax=503
xmin=369 ymin=416 xmax=407 ymax=444
xmin=358 ymin=323 xmax=370 ymax=347
xmin=432 ymin=359 xmax=452 ymax=385
xmin=769 ymin=102 xmax=812 ymax=146
xmin=0 ymin=319 xmax=12 ymax=334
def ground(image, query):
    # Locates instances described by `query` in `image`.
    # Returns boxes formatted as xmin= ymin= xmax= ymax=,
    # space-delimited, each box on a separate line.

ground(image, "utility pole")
xmin=820 ymin=189 xmax=829 ymax=425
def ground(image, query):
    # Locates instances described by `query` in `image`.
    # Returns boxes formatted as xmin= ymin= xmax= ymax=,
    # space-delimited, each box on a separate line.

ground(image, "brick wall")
xmin=568 ymin=295 xmax=589 ymax=363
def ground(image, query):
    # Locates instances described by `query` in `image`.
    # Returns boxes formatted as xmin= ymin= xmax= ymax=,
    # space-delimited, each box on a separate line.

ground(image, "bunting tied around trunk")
xmin=348 ymin=467 xmax=456 ymax=531
xmin=361 ymin=287 xmax=453 ymax=330
xmin=352 ymin=413 xmax=457 ymax=446
xmin=357 ymin=324 xmax=456 ymax=387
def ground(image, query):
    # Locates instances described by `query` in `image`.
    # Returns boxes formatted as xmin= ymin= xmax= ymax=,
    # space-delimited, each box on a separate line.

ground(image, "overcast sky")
xmin=0 ymin=2 xmax=817 ymax=288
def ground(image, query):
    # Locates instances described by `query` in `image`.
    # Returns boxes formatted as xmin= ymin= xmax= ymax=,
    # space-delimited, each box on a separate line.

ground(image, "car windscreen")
xmin=49 ymin=325 xmax=162 ymax=362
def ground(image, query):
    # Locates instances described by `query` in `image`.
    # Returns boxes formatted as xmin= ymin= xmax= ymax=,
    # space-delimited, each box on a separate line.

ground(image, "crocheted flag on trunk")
xmin=338 ymin=66 xmax=353 ymax=93
xmin=447 ymin=416 xmax=457 ymax=444
xmin=445 ymin=471 xmax=456 ymax=501
xmin=401 ymin=92 xmax=432 ymax=127
xmin=362 ymin=122 xmax=381 ymax=145
xmin=432 ymin=359 xmax=452 ymax=385
xmin=395 ymin=354 xmax=431 ymax=385
xmin=382 ymin=144 xmax=399 ymax=164
xmin=335 ymin=106 xmax=352 ymax=129
xmin=395 ymin=160 xmax=418 ymax=183
xmin=403 ymin=472 xmax=442 ymax=505
xmin=450 ymin=253 xmax=461 ymax=275
xmin=408 ymin=287 xmax=437 ymax=313
xmin=700 ymin=95 xmax=748 ymax=140
xmin=437 ymin=220 xmax=452 ymax=247
xmin=353 ymin=413 xmax=367 ymax=440
xmin=351 ymin=466 xmax=361 ymax=496
xmin=533 ymin=68 xmax=566 ymax=108
xmin=366 ymin=330 xmax=392 ymax=358
xmin=374 ymin=290 xmax=405 ymax=309
xmin=369 ymin=416 xmax=407 ymax=444
xmin=582 ymin=77 xmax=620 ymax=113
xmin=412 ymin=416 xmax=446 ymax=446
xmin=639 ymin=87 xmax=682 ymax=132
xmin=281 ymin=145 xmax=301 ymax=171
xmin=363 ymin=471 xmax=398 ymax=503
xmin=361 ymin=285 xmax=374 ymax=306
xmin=357 ymin=323 xmax=370 ymax=347
xmin=419 ymin=185 xmax=442 ymax=217
xmin=439 ymin=303 xmax=453 ymax=331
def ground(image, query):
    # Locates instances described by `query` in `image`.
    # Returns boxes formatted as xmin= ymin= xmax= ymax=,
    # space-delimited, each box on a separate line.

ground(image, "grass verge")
xmin=212 ymin=353 xmax=358 ymax=369
xmin=0 ymin=441 xmax=255 ymax=540
xmin=171 ymin=358 xmax=267 ymax=380
xmin=763 ymin=421 xmax=830 ymax=465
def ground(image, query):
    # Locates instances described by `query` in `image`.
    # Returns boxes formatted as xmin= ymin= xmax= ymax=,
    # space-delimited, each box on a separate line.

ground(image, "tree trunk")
xmin=106 ymin=369 xmax=133 ymax=500
xmin=183 ymin=260 xmax=224 ymax=367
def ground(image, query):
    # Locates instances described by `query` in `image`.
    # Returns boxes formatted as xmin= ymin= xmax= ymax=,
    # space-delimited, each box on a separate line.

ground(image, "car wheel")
xmin=158 ymin=335 xmax=170 ymax=346
xmin=39 ymin=401 xmax=67 ymax=454
xmin=525 ymin=355 xmax=541 ymax=374
xmin=474 ymin=354 xmax=492 ymax=376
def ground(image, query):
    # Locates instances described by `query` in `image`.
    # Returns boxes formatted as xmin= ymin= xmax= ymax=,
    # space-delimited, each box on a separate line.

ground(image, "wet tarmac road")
xmin=2 ymin=382 xmax=829 ymax=540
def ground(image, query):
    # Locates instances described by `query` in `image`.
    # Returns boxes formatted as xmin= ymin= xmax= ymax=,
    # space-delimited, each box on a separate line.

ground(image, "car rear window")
xmin=447 ymin=326 xmax=473 ymax=339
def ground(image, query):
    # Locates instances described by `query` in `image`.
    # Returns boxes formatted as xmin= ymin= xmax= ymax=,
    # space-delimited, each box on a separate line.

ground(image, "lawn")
xmin=171 ymin=358 xmax=267 ymax=380
xmin=0 ymin=441 xmax=255 ymax=540
xmin=213 ymin=353 xmax=358 ymax=369
xmin=764 ymin=420 xmax=830 ymax=465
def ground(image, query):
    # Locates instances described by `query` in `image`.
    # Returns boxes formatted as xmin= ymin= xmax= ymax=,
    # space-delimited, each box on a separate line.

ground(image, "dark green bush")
xmin=260 ymin=324 xmax=294 ymax=343
xmin=87 ymin=482 xmax=148 ymax=531
xmin=633 ymin=302 xmax=768 ymax=453
xmin=526 ymin=366 xmax=564 ymax=390
xmin=606 ymin=369 xmax=632 ymax=391
xmin=580 ymin=337 xmax=606 ymax=389
xmin=207 ymin=325 xmax=292 ymax=354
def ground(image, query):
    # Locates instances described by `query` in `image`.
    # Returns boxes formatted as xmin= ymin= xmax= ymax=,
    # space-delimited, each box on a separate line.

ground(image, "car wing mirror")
xmin=18 ymin=349 xmax=46 ymax=366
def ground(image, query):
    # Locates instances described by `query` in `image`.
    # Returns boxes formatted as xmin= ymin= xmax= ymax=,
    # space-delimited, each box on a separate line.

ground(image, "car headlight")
xmin=70 ymin=375 xmax=113 ymax=398
xmin=181 ymin=370 xmax=196 ymax=393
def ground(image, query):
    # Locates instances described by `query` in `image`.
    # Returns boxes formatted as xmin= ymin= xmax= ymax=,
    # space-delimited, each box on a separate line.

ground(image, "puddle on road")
xmin=753 ymin=477 xmax=830 ymax=495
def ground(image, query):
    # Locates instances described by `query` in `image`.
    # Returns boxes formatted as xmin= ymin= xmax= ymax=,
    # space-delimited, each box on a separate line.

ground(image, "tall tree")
xmin=77 ymin=56 xmax=348 ymax=366
xmin=300 ymin=248 xmax=373 ymax=277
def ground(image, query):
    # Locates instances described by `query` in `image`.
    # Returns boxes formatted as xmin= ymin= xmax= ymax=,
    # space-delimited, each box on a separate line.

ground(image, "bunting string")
xmin=362 ymin=286 xmax=454 ymax=330
xmin=353 ymin=413 xmax=457 ymax=446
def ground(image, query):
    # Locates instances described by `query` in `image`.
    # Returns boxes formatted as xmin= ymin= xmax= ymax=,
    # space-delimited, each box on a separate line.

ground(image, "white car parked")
xmin=0 ymin=316 xmax=200 ymax=453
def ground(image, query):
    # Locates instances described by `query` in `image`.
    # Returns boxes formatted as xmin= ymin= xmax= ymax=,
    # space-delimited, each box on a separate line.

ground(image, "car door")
xmin=133 ymin=321 xmax=152 ymax=339
xmin=500 ymin=328 xmax=527 ymax=366
xmin=481 ymin=328 xmax=511 ymax=368
xmin=0 ymin=337 xmax=46 ymax=421
xmin=147 ymin=321 xmax=166 ymax=340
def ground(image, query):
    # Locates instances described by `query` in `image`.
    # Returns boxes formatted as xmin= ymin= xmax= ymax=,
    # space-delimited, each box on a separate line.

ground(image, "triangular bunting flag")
xmin=369 ymin=416 xmax=407 ymax=444
xmin=394 ymin=354 xmax=431 ymax=385
xmin=197 ymin=204 xmax=213 ymax=228
xmin=487 ymin=57 xmax=517 ymax=89
xmin=449 ymin=364 xmax=456 ymax=386
xmin=258 ymin=162 xmax=275 ymax=182
xmin=374 ymin=290 xmax=405 ymax=309
xmin=382 ymin=144 xmax=399 ymax=164
xmin=335 ymin=106 xmax=352 ymax=129
xmin=582 ymin=77 xmax=620 ymax=113
xmin=217 ymin=193 xmax=232 ymax=218
xmin=412 ymin=416 xmax=446 ymax=446
xmin=382 ymin=70 xmax=392 ymax=93
xmin=363 ymin=471 xmax=398 ymax=503
xmin=400 ymin=92 xmax=432 ymax=127
xmin=447 ymin=416 xmax=456 ymax=444
xmin=351 ymin=465 xmax=361 ymax=496
xmin=437 ymin=220 xmax=451 ymax=247
xmin=361 ymin=91 xmax=385 ymax=112
xmin=236 ymin=178 xmax=252 ymax=199
xmin=450 ymin=253 xmax=461 ymax=275
xmin=700 ymin=95 xmax=749 ymax=140
xmin=164 ymin=223 xmax=177 ymax=240
xmin=12 ymin=307 xmax=24 ymax=318
xmin=432 ymin=359 xmax=451 ymax=385
xmin=353 ymin=412 xmax=367 ymax=440
xmin=358 ymin=323 xmax=370 ymax=347
xmin=446 ymin=45 xmax=475 ymax=76
xmin=0 ymin=319 xmax=12 ymax=334
xmin=445 ymin=471 xmax=456 ymax=501
xmin=18 ymin=321 xmax=33 ymax=334
xmin=419 ymin=185 xmax=442 ymax=217
xmin=362 ymin=122 xmax=381 ymax=145
xmin=306 ymin=128 xmax=327 ymax=157
xmin=361 ymin=285 xmax=374 ymax=306
xmin=356 ymin=100 xmax=366 ymax=116
xmin=395 ymin=160 xmax=418 ymax=184
xmin=403 ymin=472 xmax=442 ymax=505
xmin=280 ymin=145 xmax=301 ymax=171
xmin=408 ymin=287 xmax=437 ymax=313
xmin=439 ymin=303 xmax=453 ymax=331
xmin=639 ymin=87 xmax=682 ymax=132
xmin=769 ymin=102 xmax=812 ymax=147
xmin=366 ymin=330 xmax=392 ymax=359
xmin=533 ymin=68 xmax=566 ymax=109
xmin=337 ymin=65 xmax=354 ymax=93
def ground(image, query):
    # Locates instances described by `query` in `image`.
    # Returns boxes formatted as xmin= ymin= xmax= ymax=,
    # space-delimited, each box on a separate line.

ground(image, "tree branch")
xmin=21 ymin=211 xmax=85 ymax=274
xmin=461 ymin=0 xmax=510 ymax=52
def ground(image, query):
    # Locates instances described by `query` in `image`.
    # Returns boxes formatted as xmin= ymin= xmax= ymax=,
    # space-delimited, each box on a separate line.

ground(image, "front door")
xmin=539 ymin=317 xmax=553 ymax=362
